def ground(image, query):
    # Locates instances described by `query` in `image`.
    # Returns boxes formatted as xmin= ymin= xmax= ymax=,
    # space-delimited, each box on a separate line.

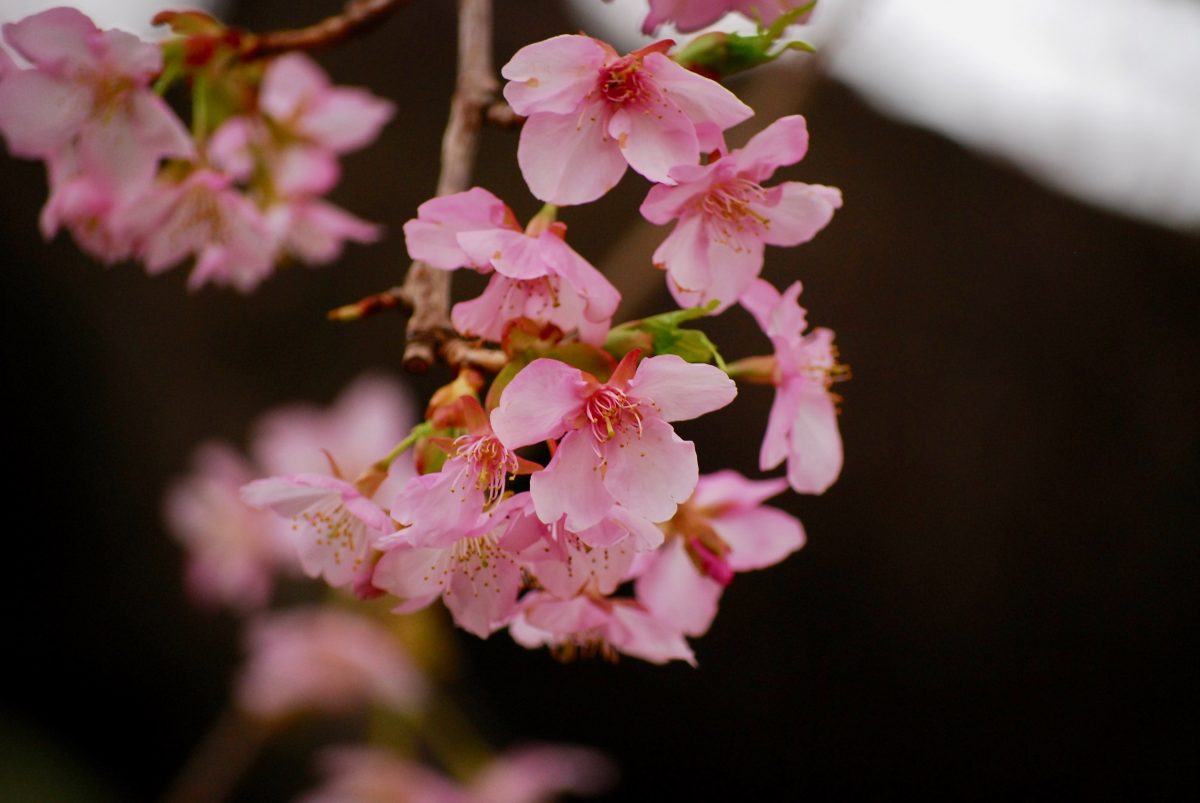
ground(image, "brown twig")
xmin=400 ymin=0 xmax=497 ymax=373
xmin=327 ymin=286 xmax=411 ymax=321
xmin=242 ymin=0 xmax=413 ymax=58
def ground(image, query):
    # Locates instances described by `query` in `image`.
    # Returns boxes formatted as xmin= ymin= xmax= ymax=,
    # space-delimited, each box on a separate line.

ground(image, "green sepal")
xmin=673 ymin=3 xmax=817 ymax=79
xmin=605 ymin=300 xmax=727 ymax=369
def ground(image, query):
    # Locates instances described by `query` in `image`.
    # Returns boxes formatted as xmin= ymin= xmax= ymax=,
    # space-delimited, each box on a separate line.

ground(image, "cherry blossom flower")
xmin=300 ymin=743 xmax=613 ymax=803
xmin=0 ymin=8 xmax=191 ymax=192
xmin=373 ymin=493 xmax=540 ymax=637
xmin=491 ymin=350 xmax=736 ymax=530
xmin=502 ymin=35 xmax=753 ymax=205
xmin=740 ymin=278 xmax=845 ymax=493
xmin=236 ymin=607 xmax=426 ymax=721
xmin=510 ymin=592 xmax=695 ymax=665
xmin=635 ymin=470 xmax=805 ymax=635
xmin=404 ymin=187 xmax=620 ymax=343
xmin=640 ymin=115 xmax=842 ymax=311
xmin=124 ymin=169 xmax=276 ymax=292
xmin=163 ymin=443 xmax=295 ymax=612
xmin=642 ymin=0 xmax=816 ymax=34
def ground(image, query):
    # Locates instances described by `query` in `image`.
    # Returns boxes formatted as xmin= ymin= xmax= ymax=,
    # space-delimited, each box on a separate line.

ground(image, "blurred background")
xmin=1 ymin=0 xmax=1197 ymax=800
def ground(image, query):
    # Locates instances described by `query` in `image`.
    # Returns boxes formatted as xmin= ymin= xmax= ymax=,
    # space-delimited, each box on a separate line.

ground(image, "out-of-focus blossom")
xmin=404 ymin=187 xmax=620 ymax=343
xmin=491 ymin=350 xmax=736 ymax=530
xmin=236 ymin=607 xmax=426 ymax=721
xmin=502 ymin=34 xmax=752 ymax=205
xmin=642 ymin=0 xmax=815 ymax=34
xmin=635 ymin=470 xmax=804 ymax=635
xmin=299 ymin=743 xmax=614 ymax=803
xmin=739 ymin=278 xmax=844 ymax=493
xmin=163 ymin=443 xmax=294 ymax=611
xmin=641 ymin=115 xmax=841 ymax=311
xmin=0 ymin=8 xmax=192 ymax=190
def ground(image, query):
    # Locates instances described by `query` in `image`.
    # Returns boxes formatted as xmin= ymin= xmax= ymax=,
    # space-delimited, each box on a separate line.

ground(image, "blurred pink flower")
xmin=740 ymin=279 xmax=845 ymax=493
xmin=163 ymin=443 xmax=294 ymax=612
xmin=300 ymin=743 xmax=613 ymax=803
xmin=236 ymin=607 xmax=426 ymax=721
xmin=641 ymin=115 xmax=841 ymax=311
xmin=642 ymin=0 xmax=816 ymax=34
xmin=502 ymin=35 xmax=752 ymax=204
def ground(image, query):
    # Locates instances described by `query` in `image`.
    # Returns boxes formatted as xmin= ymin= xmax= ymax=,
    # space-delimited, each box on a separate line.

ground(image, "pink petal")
xmin=0 ymin=70 xmax=90 ymax=156
xmin=471 ymin=745 xmax=615 ymax=803
xmin=442 ymin=546 xmax=523 ymax=637
xmin=241 ymin=474 xmax=341 ymax=517
xmin=642 ymin=52 xmax=752 ymax=145
xmin=635 ymin=538 xmax=722 ymax=636
xmin=537 ymin=235 xmax=621 ymax=322
xmin=738 ymin=277 xmax=783 ymax=333
xmin=608 ymin=603 xmax=696 ymax=665
xmin=758 ymin=181 xmax=842 ymax=247
xmin=759 ymin=380 xmax=797 ymax=472
xmin=654 ymin=213 xmax=711 ymax=295
xmin=403 ymin=187 xmax=511 ymax=270
xmin=457 ymin=228 xmax=548 ymax=280
xmin=667 ymin=223 xmax=765 ymax=313
xmin=784 ymin=381 xmax=844 ymax=494
xmin=271 ymin=144 xmax=341 ymax=196
xmin=712 ymin=505 xmax=805 ymax=571
xmin=640 ymin=163 xmax=719 ymax=224
xmin=501 ymin=34 xmax=607 ymax=116
xmin=372 ymin=546 xmax=453 ymax=608
xmin=300 ymin=87 xmax=395 ymax=153
xmin=629 ymin=354 xmax=737 ymax=422
xmin=0 ymin=46 xmax=15 ymax=79
xmin=530 ymin=430 xmax=614 ymax=530
xmin=692 ymin=469 xmax=788 ymax=512
xmin=732 ymin=114 xmax=810 ymax=183
xmin=259 ymin=52 xmax=329 ymax=122
xmin=389 ymin=466 xmax=484 ymax=548
xmin=275 ymin=199 xmax=380 ymax=265
xmin=490 ymin=359 xmax=586 ymax=448
xmin=2 ymin=8 xmax=96 ymax=73
xmin=577 ymin=505 xmax=664 ymax=551
xmin=607 ymin=97 xmax=698 ymax=185
xmin=518 ymin=106 xmax=627 ymax=206
xmin=602 ymin=416 xmax=698 ymax=523
xmin=95 ymin=28 xmax=162 ymax=80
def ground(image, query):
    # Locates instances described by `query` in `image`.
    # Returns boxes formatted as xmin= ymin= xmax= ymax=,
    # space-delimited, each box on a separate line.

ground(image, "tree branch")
xmin=400 ymin=0 xmax=497 ymax=373
xmin=243 ymin=0 xmax=413 ymax=58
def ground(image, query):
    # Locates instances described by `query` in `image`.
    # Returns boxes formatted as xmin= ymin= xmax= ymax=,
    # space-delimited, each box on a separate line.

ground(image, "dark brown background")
xmin=1 ymin=1 xmax=1197 ymax=800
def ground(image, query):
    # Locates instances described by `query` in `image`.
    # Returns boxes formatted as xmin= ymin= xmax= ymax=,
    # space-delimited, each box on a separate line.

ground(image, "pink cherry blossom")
xmin=125 ymin=169 xmax=276 ymax=292
xmin=404 ymin=187 xmax=620 ymax=343
xmin=163 ymin=442 xmax=295 ymax=612
xmin=502 ymin=35 xmax=753 ymax=205
xmin=740 ymin=278 xmax=845 ymax=493
xmin=236 ymin=607 xmax=426 ymax=721
xmin=373 ymin=493 xmax=539 ymax=637
xmin=641 ymin=114 xmax=842 ymax=311
xmin=491 ymin=350 xmax=736 ymax=530
xmin=37 ymin=150 xmax=138 ymax=264
xmin=300 ymin=744 xmax=613 ymax=803
xmin=642 ymin=0 xmax=816 ymax=34
xmin=635 ymin=469 xmax=805 ymax=635
xmin=0 ymin=8 xmax=191 ymax=191
xmin=510 ymin=592 xmax=695 ymax=665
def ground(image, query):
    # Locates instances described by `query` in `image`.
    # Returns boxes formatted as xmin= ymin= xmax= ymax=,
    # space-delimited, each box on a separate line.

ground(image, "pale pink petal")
xmin=450 ymin=274 xmax=519 ymax=341
xmin=2 ymin=8 xmax=96 ymax=73
xmin=207 ymin=117 xmax=257 ymax=181
xmin=457 ymin=228 xmax=548 ymax=280
xmin=271 ymin=144 xmax=340 ymax=196
xmin=0 ymin=70 xmax=90 ymax=156
xmin=443 ymin=548 xmax=523 ymax=637
xmin=258 ymin=52 xmax=329 ymax=122
xmin=522 ymin=594 xmax=610 ymax=636
xmin=471 ymin=745 xmax=615 ymax=803
xmin=274 ymin=199 xmax=379 ymax=265
xmin=784 ymin=382 xmax=844 ymax=494
xmin=608 ymin=603 xmax=696 ymax=665
xmin=530 ymin=531 xmax=634 ymax=598
xmin=501 ymin=34 xmax=607 ymax=116
xmin=95 ymin=28 xmax=162 ymax=80
xmin=654 ymin=213 xmax=711 ymax=295
xmin=576 ymin=505 xmax=664 ymax=551
xmin=739 ymin=277 xmax=784 ymax=333
xmin=758 ymin=181 xmax=842 ymax=247
xmin=530 ymin=430 xmax=614 ymax=530
xmin=692 ymin=469 xmax=788 ymax=512
xmin=517 ymin=106 xmax=627 ymax=206
xmin=300 ymin=88 xmax=395 ymax=153
xmin=640 ymin=163 xmax=719 ymax=224
xmin=537 ymin=235 xmax=621 ymax=322
xmin=642 ymin=0 xmax=722 ymax=33
xmin=713 ymin=506 xmax=805 ymax=570
xmin=759 ymin=380 xmax=797 ymax=471
xmin=607 ymin=97 xmax=698 ymax=185
xmin=389 ymin=466 xmax=484 ymax=548
xmin=668 ymin=227 xmax=764 ymax=313
xmin=629 ymin=355 xmax=737 ymax=422
xmin=603 ymin=416 xmax=698 ymax=523
xmin=373 ymin=546 xmax=453 ymax=609
xmin=403 ymin=187 xmax=511 ymax=269
xmin=0 ymin=46 xmax=15 ymax=79
xmin=490 ymin=358 xmax=586 ymax=448
xmin=642 ymin=52 xmax=753 ymax=140
xmin=635 ymin=537 xmax=722 ymax=636
xmin=732 ymin=114 xmax=810 ymax=182
xmin=241 ymin=474 xmax=340 ymax=517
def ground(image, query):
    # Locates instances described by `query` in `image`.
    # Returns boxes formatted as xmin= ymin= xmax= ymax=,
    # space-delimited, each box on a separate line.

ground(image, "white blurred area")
xmin=0 ymin=0 xmax=224 ymax=39
xmin=569 ymin=0 xmax=1200 ymax=232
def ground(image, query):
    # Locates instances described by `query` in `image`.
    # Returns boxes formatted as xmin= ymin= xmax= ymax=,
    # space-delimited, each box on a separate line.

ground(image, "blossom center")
xmin=699 ymin=178 xmax=770 ymax=250
xmin=453 ymin=433 xmax=518 ymax=506
xmin=295 ymin=497 xmax=363 ymax=569
xmin=584 ymin=386 xmax=643 ymax=442
xmin=598 ymin=57 xmax=649 ymax=106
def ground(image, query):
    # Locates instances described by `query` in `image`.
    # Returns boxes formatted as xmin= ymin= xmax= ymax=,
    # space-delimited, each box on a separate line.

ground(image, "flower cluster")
xmin=0 ymin=9 xmax=392 ymax=290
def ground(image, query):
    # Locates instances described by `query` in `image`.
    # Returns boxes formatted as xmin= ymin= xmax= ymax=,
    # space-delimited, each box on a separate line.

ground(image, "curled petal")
xmin=629 ymin=355 xmax=737 ymax=422
xmin=758 ymin=181 xmax=842 ymax=247
xmin=732 ymin=114 xmax=810 ymax=183
xmin=491 ymin=359 xmax=587 ymax=448
xmin=501 ymin=34 xmax=607 ymax=116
